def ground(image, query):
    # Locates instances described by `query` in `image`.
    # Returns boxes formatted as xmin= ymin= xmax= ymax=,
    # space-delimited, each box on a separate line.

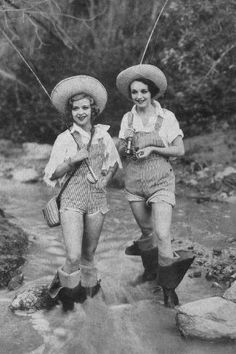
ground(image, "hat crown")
xmin=116 ymin=64 xmax=167 ymax=100
xmin=51 ymin=75 xmax=107 ymax=115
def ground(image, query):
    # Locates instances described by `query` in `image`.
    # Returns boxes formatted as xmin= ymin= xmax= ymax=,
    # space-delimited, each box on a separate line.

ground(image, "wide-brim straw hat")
xmin=116 ymin=64 xmax=167 ymax=100
xmin=51 ymin=75 xmax=107 ymax=114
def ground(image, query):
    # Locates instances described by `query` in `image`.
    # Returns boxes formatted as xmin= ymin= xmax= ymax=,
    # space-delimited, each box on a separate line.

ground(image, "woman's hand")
xmin=136 ymin=147 xmax=153 ymax=159
xmin=71 ymin=148 xmax=89 ymax=164
xmin=96 ymin=176 xmax=109 ymax=190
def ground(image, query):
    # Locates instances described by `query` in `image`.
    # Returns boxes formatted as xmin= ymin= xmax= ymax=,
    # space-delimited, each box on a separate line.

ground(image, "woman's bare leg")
xmin=82 ymin=211 xmax=105 ymax=263
xmin=151 ymin=201 xmax=173 ymax=265
xmin=129 ymin=201 xmax=153 ymax=239
xmin=80 ymin=212 xmax=105 ymax=289
xmin=60 ymin=209 xmax=84 ymax=273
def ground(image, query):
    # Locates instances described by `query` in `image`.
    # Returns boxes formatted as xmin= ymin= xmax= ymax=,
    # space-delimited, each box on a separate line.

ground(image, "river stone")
xmin=9 ymin=283 xmax=55 ymax=313
xmin=22 ymin=142 xmax=52 ymax=160
xmin=176 ymin=297 xmax=236 ymax=340
xmin=223 ymin=281 xmax=236 ymax=303
xmin=12 ymin=168 xmax=40 ymax=183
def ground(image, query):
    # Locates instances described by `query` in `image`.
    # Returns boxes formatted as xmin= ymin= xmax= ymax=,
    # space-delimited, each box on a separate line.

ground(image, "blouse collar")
xmin=70 ymin=123 xmax=110 ymax=139
xmin=131 ymin=100 xmax=164 ymax=118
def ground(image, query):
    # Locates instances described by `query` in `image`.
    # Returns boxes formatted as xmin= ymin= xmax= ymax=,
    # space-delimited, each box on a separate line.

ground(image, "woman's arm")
xmin=96 ymin=162 xmax=118 ymax=189
xmin=50 ymin=148 xmax=89 ymax=180
xmin=136 ymin=135 xmax=185 ymax=159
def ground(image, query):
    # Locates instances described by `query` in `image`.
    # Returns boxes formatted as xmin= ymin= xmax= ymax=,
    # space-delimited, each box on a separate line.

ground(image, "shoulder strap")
xmin=56 ymin=162 xmax=78 ymax=201
xmin=127 ymin=112 xmax=134 ymax=129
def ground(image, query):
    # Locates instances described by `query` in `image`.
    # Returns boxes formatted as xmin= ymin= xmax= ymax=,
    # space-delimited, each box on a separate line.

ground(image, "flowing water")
xmin=0 ymin=179 xmax=235 ymax=354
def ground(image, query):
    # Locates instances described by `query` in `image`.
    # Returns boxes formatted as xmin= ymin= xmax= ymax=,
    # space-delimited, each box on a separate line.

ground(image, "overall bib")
xmin=60 ymin=131 xmax=109 ymax=215
xmin=124 ymin=118 xmax=176 ymax=206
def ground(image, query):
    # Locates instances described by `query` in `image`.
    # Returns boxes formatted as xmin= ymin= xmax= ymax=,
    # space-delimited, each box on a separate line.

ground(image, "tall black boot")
xmin=141 ymin=247 xmax=159 ymax=282
xmin=48 ymin=268 xmax=81 ymax=312
xmin=125 ymin=233 xmax=154 ymax=256
xmin=157 ymin=252 xmax=195 ymax=308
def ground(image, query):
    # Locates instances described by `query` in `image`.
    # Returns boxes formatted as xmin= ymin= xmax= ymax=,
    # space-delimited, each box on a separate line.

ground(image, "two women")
xmin=116 ymin=64 xmax=194 ymax=307
xmin=44 ymin=66 xmax=193 ymax=311
xmin=44 ymin=76 xmax=121 ymax=310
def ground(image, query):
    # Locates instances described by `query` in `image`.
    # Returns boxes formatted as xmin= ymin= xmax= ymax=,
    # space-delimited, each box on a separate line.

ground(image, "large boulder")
xmin=223 ymin=281 xmax=236 ymax=303
xmin=12 ymin=168 xmax=40 ymax=183
xmin=176 ymin=297 xmax=236 ymax=340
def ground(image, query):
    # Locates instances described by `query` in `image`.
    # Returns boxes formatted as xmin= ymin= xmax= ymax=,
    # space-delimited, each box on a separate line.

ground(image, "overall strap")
xmin=154 ymin=114 xmax=164 ymax=132
xmin=127 ymin=112 xmax=134 ymax=129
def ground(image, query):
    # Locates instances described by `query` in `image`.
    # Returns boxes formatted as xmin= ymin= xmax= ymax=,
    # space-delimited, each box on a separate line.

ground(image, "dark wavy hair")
xmin=129 ymin=78 xmax=160 ymax=98
xmin=65 ymin=93 xmax=100 ymax=125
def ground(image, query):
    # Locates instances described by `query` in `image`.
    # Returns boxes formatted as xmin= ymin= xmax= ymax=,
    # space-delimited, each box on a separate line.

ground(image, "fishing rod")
xmin=1 ymin=28 xmax=98 ymax=184
xmin=140 ymin=0 xmax=169 ymax=64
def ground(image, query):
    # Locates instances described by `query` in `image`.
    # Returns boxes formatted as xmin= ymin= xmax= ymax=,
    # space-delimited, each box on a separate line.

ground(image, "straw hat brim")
xmin=116 ymin=64 xmax=167 ymax=100
xmin=51 ymin=75 xmax=107 ymax=114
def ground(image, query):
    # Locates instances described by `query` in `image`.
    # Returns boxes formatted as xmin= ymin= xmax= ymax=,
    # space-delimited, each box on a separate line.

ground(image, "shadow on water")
xmin=0 ymin=179 xmax=235 ymax=354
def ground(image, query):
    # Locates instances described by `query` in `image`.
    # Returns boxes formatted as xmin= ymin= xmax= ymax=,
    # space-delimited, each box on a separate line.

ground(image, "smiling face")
xmin=71 ymin=97 xmax=92 ymax=128
xmin=130 ymin=80 xmax=152 ymax=108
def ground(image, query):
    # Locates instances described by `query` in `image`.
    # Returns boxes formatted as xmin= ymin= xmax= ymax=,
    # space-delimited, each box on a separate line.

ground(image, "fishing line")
xmin=1 ymin=28 xmax=51 ymax=100
xmin=140 ymin=0 xmax=169 ymax=64
xmin=1 ymin=28 xmax=98 ymax=183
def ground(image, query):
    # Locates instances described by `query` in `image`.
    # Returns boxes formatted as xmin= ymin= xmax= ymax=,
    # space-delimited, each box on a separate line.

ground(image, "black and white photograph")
xmin=0 ymin=1 xmax=235 ymax=353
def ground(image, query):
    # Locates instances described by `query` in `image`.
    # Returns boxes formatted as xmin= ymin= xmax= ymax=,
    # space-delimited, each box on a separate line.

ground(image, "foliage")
xmin=0 ymin=0 xmax=235 ymax=143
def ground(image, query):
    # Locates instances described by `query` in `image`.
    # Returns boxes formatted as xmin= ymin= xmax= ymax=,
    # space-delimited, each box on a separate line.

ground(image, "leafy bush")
xmin=0 ymin=0 xmax=235 ymax=142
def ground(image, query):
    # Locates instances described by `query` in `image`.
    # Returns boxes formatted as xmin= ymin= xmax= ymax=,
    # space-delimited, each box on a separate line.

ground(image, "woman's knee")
xmin=66 ymin=252 xmax=81 ymax=268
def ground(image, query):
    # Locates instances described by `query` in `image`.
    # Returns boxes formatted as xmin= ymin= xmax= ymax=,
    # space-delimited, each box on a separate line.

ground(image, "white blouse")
xmin=44 ymin=123 xmax=122 ymax=187
xmin=118 ymin=100 xmax=184 ymax=146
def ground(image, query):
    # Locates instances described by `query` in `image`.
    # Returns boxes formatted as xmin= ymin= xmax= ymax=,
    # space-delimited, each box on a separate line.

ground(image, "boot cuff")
xmin=137 ymin=233 xmax=156 ymax=251
xmin=80 ymin=264 xmax=98 ymax=287
xmin=58 ymin=267 xmax=80 ymax=288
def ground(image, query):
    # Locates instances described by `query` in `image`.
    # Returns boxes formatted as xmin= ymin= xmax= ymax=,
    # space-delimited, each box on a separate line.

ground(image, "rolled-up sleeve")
xmin=102 ymin=133 xmax=122 ymax=172
xmin=166 ymin=113 xmax=184 ymax=144
xmin=118 ymin=114 xmax=128 ymax=139
xmin=43 ymin=135 xmax=67 ymax=187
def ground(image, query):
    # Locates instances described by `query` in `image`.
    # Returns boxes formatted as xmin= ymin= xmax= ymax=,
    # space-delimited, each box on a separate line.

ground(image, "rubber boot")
xmin=125 ymin=240 xmax=142 ymax=256
xmin=140 ymin=247 xmax=159 ymax=282
xmin=125 ymin=234 xmax=154 ymax=256
xmin=157 ymin=251 xmax=195 ymax=308
xmin=132 ymin=233 xmax=158 ymax=281
xmin=48 ymin=268 xmax=81 ymax=311
xmin=80 ymin=264 xmax=101 ymax=299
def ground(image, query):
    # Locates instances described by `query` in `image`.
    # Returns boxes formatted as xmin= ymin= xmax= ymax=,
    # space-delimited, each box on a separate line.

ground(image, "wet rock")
xmin=0 ymin=215 xmax=28 ymax=288
xmin=228 ymin=237 xmax=236 ymax=243
xmin=12 ymin=168 xmax=40 ymax=183
xmin=211 ymin=282 xmax=222 ymax=289
xmin=223 ymin=281 xmax=236 ymax=303
xmin=7 ymin=273 xmax=24 ymax=291
xmin=213 ymin=248 xmax=222 ymax=256
xmin=188 ymin=179 xmax=198 ymax=186
xmin=22 ymin=143 xmax=52 ymax=160
xmin=176 ymin=297 xmax=236 ymax=340
xmin=10 ymin=284 xmax=55 ymax=313
xmin=189 ymin=270 xmax=202 ymax=278
xmin=215 ymin=167 xmax=236 ymax=180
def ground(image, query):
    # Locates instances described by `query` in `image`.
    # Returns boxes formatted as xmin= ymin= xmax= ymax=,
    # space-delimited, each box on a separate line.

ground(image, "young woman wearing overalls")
xmin=44 ymin=76 xmax=122 ymax=311
xmin=116 ymin=64 xmax=194 ymax=307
